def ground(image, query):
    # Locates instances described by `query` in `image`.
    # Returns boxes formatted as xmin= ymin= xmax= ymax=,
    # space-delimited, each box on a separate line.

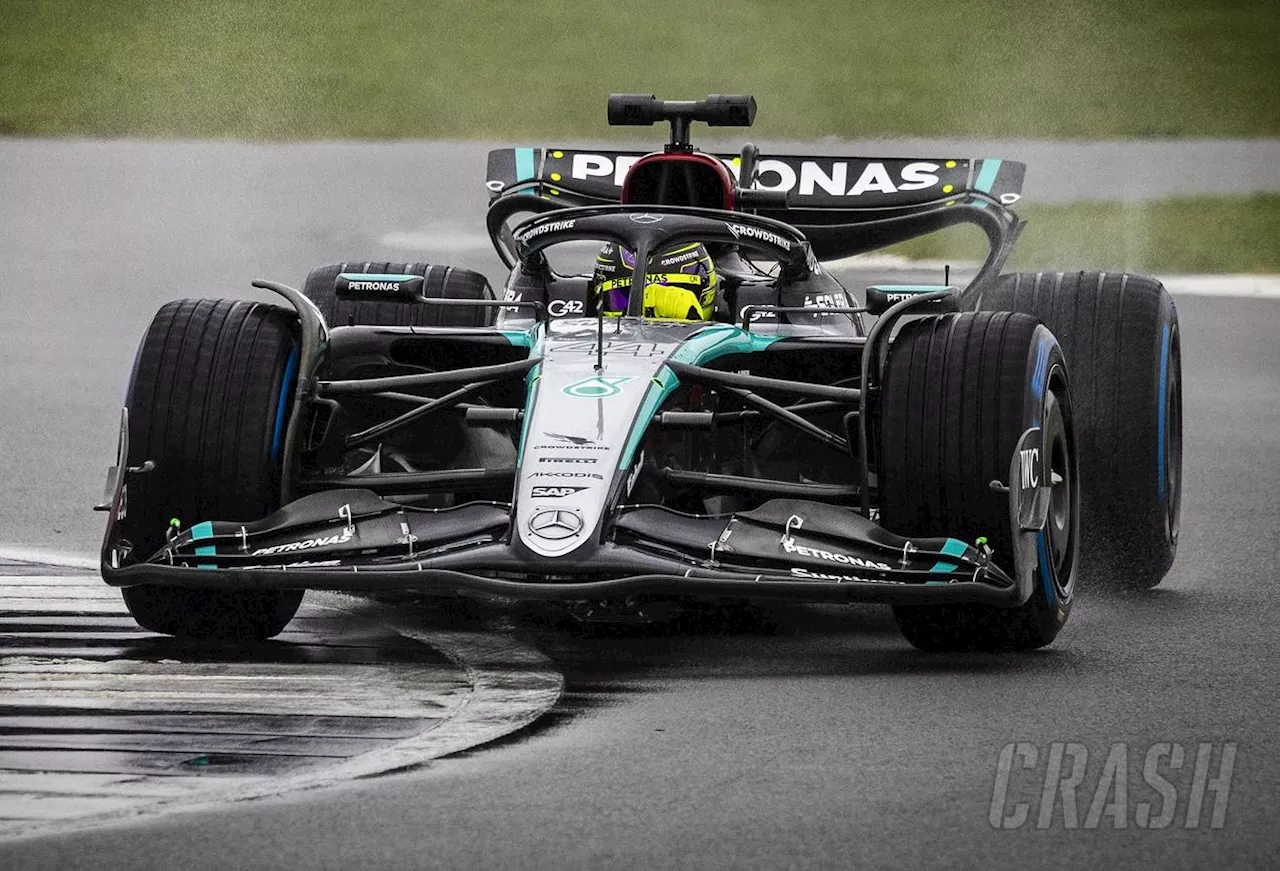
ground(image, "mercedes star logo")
xmin=629 ymin=213 xmax=663 ymax=224
xmin=528 ymin=508 xmax=584 ymax=541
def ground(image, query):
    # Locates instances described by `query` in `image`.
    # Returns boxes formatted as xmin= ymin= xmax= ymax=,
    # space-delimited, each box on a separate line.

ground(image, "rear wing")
xmin=485 ymin=147 xmax=1027 ymax=276
xmin=486 ymin=148 xmax=1025 ymax=213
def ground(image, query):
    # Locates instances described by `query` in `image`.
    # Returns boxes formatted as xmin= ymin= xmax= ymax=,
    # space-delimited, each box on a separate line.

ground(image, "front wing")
xmin=103 ymin=463 xmax=1045 ymax=610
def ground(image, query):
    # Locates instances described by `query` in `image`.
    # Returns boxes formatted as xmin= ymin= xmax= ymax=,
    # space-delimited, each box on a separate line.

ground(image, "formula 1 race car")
xmin=97 ymin=95 xmax=1182 ymax=650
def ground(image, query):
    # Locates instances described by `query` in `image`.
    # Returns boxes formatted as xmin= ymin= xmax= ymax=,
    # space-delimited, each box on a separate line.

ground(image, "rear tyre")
xmin=964 ymin=272 xmax=1180 ymax=588
xmin=119 ymin=299 xmax=303 ymax=640
xmin=881 ymin=312 xmax=1078 ymax=651
xmin=303 ymin=261 xmax=494 ymax=327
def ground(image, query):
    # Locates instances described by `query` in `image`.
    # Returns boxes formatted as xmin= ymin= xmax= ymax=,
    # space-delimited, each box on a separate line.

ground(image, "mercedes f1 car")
xmin=98 ymin=95 xmax=1182 ymax=650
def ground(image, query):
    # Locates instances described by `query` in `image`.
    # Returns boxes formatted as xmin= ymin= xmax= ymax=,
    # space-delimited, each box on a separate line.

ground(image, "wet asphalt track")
xmin=1 ymin=141 xmax=1278 ymax=867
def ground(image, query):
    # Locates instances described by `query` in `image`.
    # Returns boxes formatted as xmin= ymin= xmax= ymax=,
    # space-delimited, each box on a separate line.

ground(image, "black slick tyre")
xmin=303 ymin=261 xmax=494 ymax=327
xmin=964 ymin=272 xmax=1181 ymax=588
xmin=880 ymin=312 xmax=1078 ymax=651
xmin=119 ymin=299 xmax=303 ymax=640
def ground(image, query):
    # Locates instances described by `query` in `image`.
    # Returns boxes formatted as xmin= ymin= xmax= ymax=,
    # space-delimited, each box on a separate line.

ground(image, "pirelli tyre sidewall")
xmin=881 ymin=312 xmax=1078 ymax=652
xmin=117 ymin=299 xmax=304 ymax=640
xmin=964 ymin=272 xmax=1181 ymax=588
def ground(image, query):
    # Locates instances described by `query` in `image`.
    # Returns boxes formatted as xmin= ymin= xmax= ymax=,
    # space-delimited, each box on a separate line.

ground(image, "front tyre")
xmin=118 ymin=299 xmax=304 ymax=640
xmin=880 ymin=312 xmax=1079 ymax=651
xmin=121 ymin=585 xmax=302 ymax=641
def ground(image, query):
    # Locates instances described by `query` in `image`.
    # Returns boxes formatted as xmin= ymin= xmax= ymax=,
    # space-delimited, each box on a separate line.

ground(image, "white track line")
xmin=0 ymin=586 xmax=563 ymax=841
xmin=0 ymin=548 xmax=98 ymax=571
xmin=1161 ymin=275 xmax=1280 ymax=298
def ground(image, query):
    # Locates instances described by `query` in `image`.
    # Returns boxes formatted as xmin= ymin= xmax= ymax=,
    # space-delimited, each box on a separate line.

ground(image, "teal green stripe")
xmin=515 ymin=148 xmax=536 ymax=182
xmin=194 ymin=545 xmax=216 ymax=568
xmin=510 ymin=323 xmax=543 ymax=464
xmin=874 ymin=285 xmax=952 ymax=292
xmin=515 ymin=361 xmax=541 ymax=463
xmin=929 ymin=539 xmax=970 ymax=573
xmin=191 ymin=520 xmax=216 ymax=567
xmin=619 ymin=325 xmax=780 ymax=469
xmin=338 ymin=273 xmax=419 ymax=281
xmin=974 ymin=159 xmax=1002 ymax=193
xmin=621 ymin=366 xmax=678 ymax=467
xmin=499 ymin=328 xmax=535 ymax=348
xmin=666 ymin=323 xmax=781 ymax=366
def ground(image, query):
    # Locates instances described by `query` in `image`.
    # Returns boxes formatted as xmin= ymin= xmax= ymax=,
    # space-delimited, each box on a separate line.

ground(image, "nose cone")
xmin=513 ymin=320 xmax=702 ymax=558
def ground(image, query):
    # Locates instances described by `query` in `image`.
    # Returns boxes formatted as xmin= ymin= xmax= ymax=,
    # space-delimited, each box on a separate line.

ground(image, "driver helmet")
xmin=592 ymin=242 xmax=718 ymax=321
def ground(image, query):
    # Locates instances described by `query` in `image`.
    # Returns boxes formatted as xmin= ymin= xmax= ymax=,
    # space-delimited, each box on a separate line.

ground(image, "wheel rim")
xmin=1047 ymin=407 xmax=1072 ymax=579
xmin=1041 ymin=379 xmax=1076 ymax=601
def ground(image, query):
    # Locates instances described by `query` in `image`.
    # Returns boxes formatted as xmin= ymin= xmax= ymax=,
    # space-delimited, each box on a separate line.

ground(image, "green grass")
xmin=0 ymin=0 xmax=1276 ymax=139
xmin=890 ymin=195 xmax=1280 ymax=273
